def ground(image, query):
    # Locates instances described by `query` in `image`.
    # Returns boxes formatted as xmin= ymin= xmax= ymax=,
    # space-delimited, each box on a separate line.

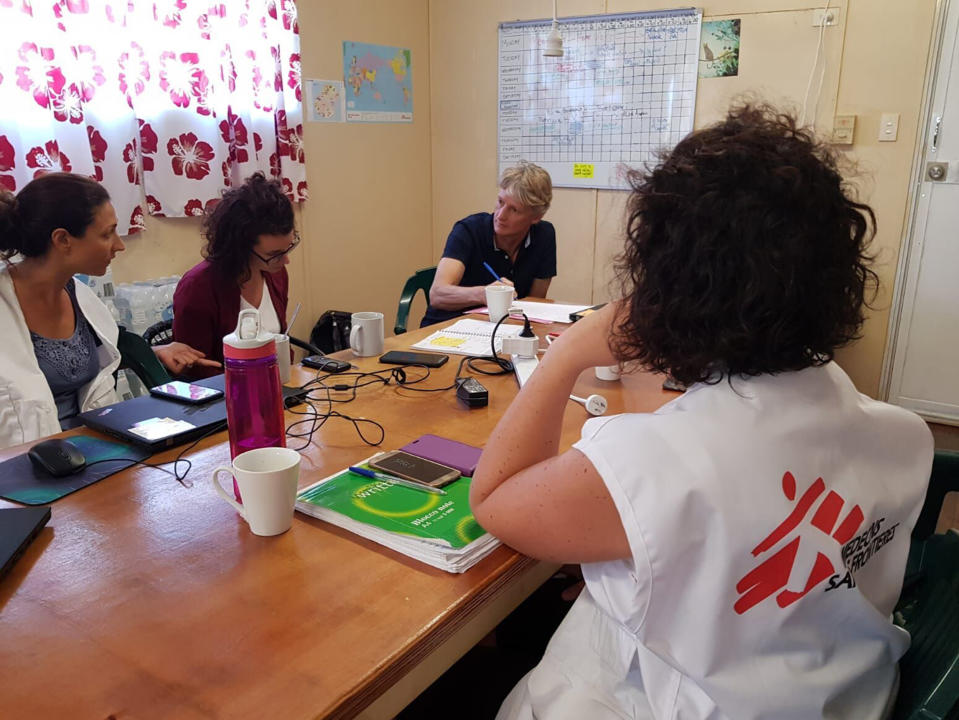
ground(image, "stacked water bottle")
xmin=75 ymin=269 xmax=181 ymax=400
xmin=112 ymin=276 xmax=179 ymax=337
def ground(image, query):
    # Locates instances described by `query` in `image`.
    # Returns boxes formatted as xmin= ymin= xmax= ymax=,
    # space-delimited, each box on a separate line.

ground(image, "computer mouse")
xmin=27 ymin=439 xmax=87 ymax=478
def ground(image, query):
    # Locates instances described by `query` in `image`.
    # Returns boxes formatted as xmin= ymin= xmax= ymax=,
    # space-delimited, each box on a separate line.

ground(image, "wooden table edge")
xmin=326 ymin=554 xmax=558 ymax=719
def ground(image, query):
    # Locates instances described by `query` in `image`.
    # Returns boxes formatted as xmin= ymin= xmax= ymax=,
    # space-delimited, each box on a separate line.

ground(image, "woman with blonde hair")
xmin=422 ymin=161 xmax=556 ymax=326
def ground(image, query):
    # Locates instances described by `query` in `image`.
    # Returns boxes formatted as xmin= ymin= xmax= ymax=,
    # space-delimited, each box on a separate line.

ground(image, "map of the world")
xmin=342 ymin=41 xmax=413 ymax=123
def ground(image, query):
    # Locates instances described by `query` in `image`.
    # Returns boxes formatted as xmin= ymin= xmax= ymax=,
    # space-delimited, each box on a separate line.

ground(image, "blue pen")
xmin=347 ymin=466 xmax=447 ymax=495
xmin=482 ymin=261 xmax=502 ymax=283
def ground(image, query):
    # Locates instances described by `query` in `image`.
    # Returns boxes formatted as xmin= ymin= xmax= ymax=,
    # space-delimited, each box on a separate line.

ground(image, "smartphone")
xmin=368 ymin=450 xmax=461 ymax=488
xmin=400 ymin=434 xmax=483 ymax=477
xmin=149 ymin=381 xmax=224 ymax=404
xmin=302 ymin=355 xmax=351 ymax=373
xmin=379 ymin=350 xmax=449 ymax=368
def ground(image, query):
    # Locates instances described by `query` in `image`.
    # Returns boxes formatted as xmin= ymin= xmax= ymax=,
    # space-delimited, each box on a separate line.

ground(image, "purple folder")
xmin=400 ymin=434 xmax=484 ymax=477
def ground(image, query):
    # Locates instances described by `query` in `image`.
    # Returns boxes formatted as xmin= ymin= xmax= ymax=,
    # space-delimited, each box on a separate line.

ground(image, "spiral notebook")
xmin=411 ymin=319 xmax=523 ymax=356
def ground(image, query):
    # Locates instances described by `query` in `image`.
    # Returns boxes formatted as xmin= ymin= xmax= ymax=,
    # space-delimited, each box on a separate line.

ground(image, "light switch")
xmin=879 ymin=113 xmax=900 ymax=142
xmin=832 ymin=115 xmax=856 ymax=145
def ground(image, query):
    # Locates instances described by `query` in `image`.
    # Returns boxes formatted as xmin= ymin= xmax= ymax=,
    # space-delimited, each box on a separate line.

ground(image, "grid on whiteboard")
xmin=499 ymin=9 xmax=702 ymax=190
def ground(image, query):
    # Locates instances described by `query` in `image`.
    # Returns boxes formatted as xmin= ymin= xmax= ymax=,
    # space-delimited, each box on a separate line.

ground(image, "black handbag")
xmin=309 ymin=310 xmax=352 ymax=354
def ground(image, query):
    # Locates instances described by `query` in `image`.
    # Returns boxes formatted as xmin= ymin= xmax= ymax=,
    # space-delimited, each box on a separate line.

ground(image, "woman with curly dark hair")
xmin=173 ymin=172 xmax=298 ymax=376
xmin=471 ymin=105 xmax=932 ymax=719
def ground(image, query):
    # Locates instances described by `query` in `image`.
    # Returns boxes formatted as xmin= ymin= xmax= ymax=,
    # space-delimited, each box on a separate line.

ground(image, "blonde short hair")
xmin=499 ymin=161 xmax=552 ymax=215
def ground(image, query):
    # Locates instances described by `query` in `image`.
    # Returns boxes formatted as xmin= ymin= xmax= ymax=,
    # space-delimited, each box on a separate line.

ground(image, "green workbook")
xmin=296 ymin=470 xmax=486 ymax=549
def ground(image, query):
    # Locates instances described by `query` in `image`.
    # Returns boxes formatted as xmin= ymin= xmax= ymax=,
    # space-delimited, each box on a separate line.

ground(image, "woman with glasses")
xmin=173 ymin=172 xmax=298 ymax=378
xmin=0 ymin=172 xmax=219 ymax=449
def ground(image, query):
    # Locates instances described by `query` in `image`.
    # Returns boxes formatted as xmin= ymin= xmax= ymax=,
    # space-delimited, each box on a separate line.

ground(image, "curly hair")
xmin=612 ymin=103 xmax=878 ymax=385
xmin=202 ymin=172 xmax=294 ymax=284
xmin=0 ymin=173 xmax=110 ymax=260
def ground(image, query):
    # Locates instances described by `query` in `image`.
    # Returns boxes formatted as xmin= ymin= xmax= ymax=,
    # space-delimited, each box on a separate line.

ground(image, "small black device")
xmin=569 ymin=303 xmax=607 ymax=322
xmin=303 ymin=355 xmax=351 ymax=373
xmin=149 ymin=380 xmax=223 ymax=405
xmin=368 ymin=450 xmax=461 ymax=488
xmin=28 ymin=439 xmax=87 ymax=478
xmin=456 ymin=377 xmax=489 ymax=408
xmin=379 ymin=350 xmax=449 ymax=368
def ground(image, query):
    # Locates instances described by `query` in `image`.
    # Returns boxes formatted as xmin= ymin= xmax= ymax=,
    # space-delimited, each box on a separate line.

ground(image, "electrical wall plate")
xmin=879 ymin=112 xmax=900 ymax=142
xmin=831 ymin=115 xmax=856 ymax=145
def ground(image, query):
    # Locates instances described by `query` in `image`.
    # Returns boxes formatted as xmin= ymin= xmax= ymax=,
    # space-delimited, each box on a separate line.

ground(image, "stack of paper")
xmin=411 ymin=318 xmax=524 ymax=356
xmin=295 ymin=465 xmax=499 ymax=573
xmin=465 ymin=300 xmax=592 ymax=324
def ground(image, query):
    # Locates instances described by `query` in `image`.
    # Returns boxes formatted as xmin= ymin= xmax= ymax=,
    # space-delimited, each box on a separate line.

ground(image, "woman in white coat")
xmin=0 ymin=172 xmax=217 ymax=449
xmin=471 ymin=105 xmax=933 ymax=719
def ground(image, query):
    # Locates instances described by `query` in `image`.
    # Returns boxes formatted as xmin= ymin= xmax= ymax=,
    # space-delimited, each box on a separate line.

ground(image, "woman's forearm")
xmin=471 ymin=350 xmax=583 ymax=506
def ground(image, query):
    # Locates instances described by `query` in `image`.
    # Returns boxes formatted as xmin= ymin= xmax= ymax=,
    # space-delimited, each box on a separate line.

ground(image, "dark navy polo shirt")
xmin=422 ymin=212 xmax=556 ymax=326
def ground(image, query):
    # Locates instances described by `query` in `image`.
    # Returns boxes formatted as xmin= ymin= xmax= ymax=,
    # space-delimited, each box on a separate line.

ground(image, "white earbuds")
xmin=570 ymin=393 xmax=607 ymax=416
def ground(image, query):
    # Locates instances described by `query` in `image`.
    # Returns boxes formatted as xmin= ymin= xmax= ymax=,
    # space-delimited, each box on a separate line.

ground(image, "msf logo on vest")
xmin=732 ymin=471 xmax=889 ymax=615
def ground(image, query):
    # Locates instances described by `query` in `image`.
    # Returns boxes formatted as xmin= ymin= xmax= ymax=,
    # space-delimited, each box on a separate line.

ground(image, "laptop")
xmin=0 ymin=506 xmax=51 ymax=581
xmin=79 ymin=375 xmax=309 ymax=451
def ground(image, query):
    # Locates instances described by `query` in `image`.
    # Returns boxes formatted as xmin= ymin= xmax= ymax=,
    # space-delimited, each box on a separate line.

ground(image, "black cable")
xmin=282 ymin=315 xmax=529 ymax=448
xmin=80 ymin=420 xmax=227 ymax=488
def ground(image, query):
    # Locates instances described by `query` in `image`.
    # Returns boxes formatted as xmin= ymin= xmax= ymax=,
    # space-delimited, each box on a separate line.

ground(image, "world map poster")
xmin=342 ymin=41 xmax=413 ymax=123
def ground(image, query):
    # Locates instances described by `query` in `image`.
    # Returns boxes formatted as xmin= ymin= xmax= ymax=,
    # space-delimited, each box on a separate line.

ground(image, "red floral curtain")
xmin=0 ymin=0 xmax=307 ymax=235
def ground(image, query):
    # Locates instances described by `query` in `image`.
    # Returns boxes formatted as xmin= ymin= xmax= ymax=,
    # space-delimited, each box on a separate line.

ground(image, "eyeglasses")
xmin=252 ymin=230 xmax=300 ymax=265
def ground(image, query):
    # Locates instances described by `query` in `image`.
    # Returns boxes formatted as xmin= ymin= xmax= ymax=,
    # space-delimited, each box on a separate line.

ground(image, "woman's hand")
xmin=541 ymin=300 xmax=622 ymax=374
xmin=153 ymin=342 xmax=221 ymax=375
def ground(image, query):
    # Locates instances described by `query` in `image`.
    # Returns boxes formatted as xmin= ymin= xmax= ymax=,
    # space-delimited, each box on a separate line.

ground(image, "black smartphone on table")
xmin=379 ymin=350 xmax=449 ymax=368
xmin=302 ymin=355 xmax=351 ymax=373
xmin=149 ymin=381 xmax=224 ymax=404
xmin=368 ymin=450 xmax=460 ymax=488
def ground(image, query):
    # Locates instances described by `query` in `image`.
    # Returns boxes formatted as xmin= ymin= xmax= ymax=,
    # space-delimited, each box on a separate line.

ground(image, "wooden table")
xmin=0 ymin=318 xmax=674 ymax=719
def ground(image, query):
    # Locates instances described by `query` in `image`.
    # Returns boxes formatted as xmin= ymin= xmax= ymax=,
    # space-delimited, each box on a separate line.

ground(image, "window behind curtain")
xmin=0 ymin=0 xmax=307 ymax=235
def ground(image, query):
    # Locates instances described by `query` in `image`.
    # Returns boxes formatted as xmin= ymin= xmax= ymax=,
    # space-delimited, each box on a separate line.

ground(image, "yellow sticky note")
xmin=573 ymin=163 xmax=594 ymax=178
xmin=430 ymin=336 xmax=466 ymax=348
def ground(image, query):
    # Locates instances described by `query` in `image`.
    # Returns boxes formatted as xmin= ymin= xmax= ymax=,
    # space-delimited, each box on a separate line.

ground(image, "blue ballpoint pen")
xmin=347 ymin=466 xmax=447 ymax=495
xmin=482 ymin=261 xmax=502 ymax=283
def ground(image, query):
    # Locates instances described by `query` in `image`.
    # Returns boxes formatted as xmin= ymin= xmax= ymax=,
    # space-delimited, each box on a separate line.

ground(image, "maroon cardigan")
xmin=173 ymin=260 xmax=289 ymax=378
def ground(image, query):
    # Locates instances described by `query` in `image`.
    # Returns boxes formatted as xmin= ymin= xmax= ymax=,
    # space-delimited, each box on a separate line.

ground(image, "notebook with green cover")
xmin=296 ymin=469 xmax=486 ymax=549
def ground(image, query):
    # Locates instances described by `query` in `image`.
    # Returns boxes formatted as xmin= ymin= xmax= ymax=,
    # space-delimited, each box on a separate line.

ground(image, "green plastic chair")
xmin=394 ymin=266 xmax=436 ymax=335
xmin=892 ymin=449 xmax=959 ymax=720
xmin=117 ymin=325 xmax=172 ymax=389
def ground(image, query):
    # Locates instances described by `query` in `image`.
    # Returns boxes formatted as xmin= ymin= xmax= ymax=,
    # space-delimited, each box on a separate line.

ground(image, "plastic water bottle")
xmin=223 ymin=308 xmax=286 ymax=501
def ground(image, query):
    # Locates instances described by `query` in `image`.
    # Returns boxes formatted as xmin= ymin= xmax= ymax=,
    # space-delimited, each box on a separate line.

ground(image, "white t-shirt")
xmin=239 ymin=278 xmax=281 ymax=335
xmin=498 ymin=363 xmax=932 ymax=720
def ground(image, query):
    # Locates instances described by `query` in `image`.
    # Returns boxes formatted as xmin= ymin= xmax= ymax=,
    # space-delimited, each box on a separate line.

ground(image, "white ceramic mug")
xmin=212 ymin=447 xmax=301 ymax=536
xmin=595 ymin=364 xmax=622 ymax=382
xmin=486 ymin=285 xmax=515 ymax=323
xmin=349 ymin=311 xmax=385 ymax=357
xmin=274 ymin=333 xmax=291 ymax=385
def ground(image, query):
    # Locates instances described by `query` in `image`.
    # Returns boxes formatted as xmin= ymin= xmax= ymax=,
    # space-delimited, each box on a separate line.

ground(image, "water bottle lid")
xmin=223 ymin=308 xmax=277 ymax=360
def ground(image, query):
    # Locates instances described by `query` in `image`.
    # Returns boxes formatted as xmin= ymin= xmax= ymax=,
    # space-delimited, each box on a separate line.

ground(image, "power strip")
xmin=511 ymin=354 xmax=539 ymax=388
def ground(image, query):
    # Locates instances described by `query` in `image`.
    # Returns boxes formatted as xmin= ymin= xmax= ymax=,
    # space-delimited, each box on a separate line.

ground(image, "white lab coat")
xmin=499 ymin=363 xmax=932 ymax=720
xmin=0 ymin=265 xmax=120 ymax=450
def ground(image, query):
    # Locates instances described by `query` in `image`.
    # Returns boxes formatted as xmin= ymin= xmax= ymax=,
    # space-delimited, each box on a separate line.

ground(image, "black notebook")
xmin=0 ymin=506 xmax=51 ymax=581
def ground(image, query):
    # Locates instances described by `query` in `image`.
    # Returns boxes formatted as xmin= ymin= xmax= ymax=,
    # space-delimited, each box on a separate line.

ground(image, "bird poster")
xmin=699 ymin=19 xmax=741 ymax=78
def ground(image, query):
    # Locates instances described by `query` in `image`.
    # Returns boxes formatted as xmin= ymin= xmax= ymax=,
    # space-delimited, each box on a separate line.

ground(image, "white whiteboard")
xmin=498 ymin=9 xmax=702 ymax=190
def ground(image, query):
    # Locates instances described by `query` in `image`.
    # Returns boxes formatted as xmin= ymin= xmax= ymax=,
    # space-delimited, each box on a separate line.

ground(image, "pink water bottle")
xmin=223 ymin=308 xmax=286 ymax=500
